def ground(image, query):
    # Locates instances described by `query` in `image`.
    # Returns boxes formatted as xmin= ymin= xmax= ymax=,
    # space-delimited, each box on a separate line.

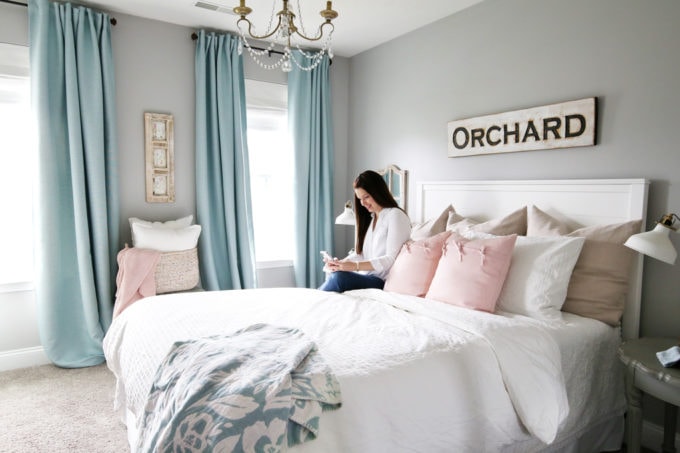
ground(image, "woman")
xmin=319 ymin=170 xmax=411 ymax=292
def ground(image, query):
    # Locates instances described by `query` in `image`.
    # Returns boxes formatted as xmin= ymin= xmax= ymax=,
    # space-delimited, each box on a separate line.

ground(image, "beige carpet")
xmin=0 ymin=364 xmax=647 ymax=453
xmin=0 ymin=363 xmax=129 ymax=452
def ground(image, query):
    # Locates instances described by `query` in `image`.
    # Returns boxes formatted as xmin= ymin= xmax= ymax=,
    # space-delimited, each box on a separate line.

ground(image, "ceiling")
xmin=67 ymin=0 xmax=483 ymax=57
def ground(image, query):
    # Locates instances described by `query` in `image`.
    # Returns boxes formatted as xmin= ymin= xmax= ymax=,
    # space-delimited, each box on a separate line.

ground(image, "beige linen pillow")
xmin=527 ymin=205 xmax=642 ymax=326
xmin=447 ymin=206 xmax=527 ymax=236
xmin=411 ymin=205 xmax=454 ymax=240
xmin=525 ymin=207 xmax=570 ymax=236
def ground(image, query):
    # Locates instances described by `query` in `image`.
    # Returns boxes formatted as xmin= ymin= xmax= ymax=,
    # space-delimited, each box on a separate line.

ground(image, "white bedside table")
xmin=618 ymin=337 xmax=680 ymax=453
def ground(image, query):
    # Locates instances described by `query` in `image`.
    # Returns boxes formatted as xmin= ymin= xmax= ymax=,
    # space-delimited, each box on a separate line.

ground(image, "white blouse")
xmin=349 ymin=207 xmax=411 ymax=279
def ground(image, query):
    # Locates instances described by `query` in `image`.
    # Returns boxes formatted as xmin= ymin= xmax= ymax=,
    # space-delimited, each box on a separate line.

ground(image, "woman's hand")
xmin=325 ymin=259 xmax=359 ymax=273
xmin=321 ymin=251 xmax=336 ymax=273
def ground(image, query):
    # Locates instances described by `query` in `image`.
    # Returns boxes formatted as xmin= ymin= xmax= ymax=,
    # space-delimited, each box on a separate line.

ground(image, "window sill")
xmin=0 ymin=281 xmax=34 ymax=294
xmin=256 ymin=260 xmax=293 ymax=270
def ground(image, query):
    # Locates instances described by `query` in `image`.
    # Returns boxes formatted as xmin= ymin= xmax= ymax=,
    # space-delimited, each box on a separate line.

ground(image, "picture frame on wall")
xmin=144 ymin=112 xmax=175 ymax=203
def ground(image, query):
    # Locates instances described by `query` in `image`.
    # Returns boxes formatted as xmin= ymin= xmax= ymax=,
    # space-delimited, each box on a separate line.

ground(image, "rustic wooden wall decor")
xmin=447 ymin=97 xmax=597 ymax=157
xmin=144 ymin=112 xmax=175 ymax=203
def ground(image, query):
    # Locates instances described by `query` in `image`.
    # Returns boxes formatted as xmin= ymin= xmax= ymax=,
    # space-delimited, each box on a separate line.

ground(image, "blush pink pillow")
xmin=426 ymin=233 xmax=517 ymax=312
xmin=384 ymin=231 xmax=452 ymax=297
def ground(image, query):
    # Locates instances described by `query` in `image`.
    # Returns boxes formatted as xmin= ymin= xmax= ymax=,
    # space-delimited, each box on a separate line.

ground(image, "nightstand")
xmin=618 ymin=337 xmax=680 ymax=453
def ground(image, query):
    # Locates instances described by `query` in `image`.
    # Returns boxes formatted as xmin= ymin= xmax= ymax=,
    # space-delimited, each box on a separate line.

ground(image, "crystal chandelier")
xmin=233 ymin=0 xmax=338 ymax=72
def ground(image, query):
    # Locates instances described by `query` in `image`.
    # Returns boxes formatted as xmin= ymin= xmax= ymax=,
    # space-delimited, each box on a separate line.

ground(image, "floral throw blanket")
xmin=136 ymin=323 xmax=342 ymax=452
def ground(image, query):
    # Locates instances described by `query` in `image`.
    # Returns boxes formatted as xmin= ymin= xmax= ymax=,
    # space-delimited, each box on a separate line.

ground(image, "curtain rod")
xmin=0 ymin=0 xmax=117 ymax=25
xmin=190 ymin=32 xmax=285 ymax=57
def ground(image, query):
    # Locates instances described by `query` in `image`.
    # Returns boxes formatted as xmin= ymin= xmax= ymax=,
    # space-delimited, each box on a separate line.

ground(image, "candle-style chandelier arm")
xmin=236 ymin=15 xmax=283 ymax=41
xmin=234 ymin=0 xmax=337 ymax=42
xmin=292 ymin=20 xmax=335 ymax=43
xmin=233 ymin=0 xmax=338 ymax=72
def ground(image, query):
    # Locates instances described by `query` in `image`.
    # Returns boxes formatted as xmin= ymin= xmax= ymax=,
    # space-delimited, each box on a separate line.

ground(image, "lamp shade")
xmin=624 ymin=223 xmax=677 ymax=265
xmin=335 ymin=205 xmax=355 ymax=225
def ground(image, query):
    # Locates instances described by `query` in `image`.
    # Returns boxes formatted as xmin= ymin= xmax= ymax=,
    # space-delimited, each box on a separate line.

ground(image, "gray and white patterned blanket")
xmin=136 ymin=323 xmax=342 ymax=452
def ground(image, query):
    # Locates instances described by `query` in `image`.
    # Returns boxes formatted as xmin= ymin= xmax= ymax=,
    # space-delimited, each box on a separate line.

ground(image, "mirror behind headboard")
xmin=378 ymin=164 xmax=407 ymax=210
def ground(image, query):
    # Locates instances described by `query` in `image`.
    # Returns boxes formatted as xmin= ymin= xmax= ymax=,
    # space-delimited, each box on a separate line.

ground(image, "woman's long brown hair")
xmin=352 ymin=170 xmax=403 ymax=254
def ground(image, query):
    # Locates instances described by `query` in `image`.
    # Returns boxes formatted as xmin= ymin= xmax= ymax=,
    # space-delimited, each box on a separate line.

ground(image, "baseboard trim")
xmin=0 ymin=346 xmax=50 ymax=372
xmin=642 ymin=419 xmax=680 ymax=451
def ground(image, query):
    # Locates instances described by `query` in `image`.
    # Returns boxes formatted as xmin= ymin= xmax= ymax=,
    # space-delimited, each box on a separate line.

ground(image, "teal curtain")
xmin=194 ymin=30 xmax=256 ymax=290
xmin=288 ymin=51 xmax=334 ymax=288
xmin=28 ymin=0 xmax=119 ymax=367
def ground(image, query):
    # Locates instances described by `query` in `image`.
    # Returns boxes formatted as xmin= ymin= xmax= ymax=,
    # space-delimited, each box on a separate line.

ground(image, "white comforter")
xmin=104 ymin=288 xmax=571 ymax=452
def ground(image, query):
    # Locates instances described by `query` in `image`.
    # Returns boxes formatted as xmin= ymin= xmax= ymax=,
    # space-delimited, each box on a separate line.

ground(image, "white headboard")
xmin=415 ymin=178 xmax=649 ymax=340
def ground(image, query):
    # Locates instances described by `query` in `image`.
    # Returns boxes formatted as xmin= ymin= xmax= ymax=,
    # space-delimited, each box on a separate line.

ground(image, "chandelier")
xmin=233 ymin=0 xmax=338 ymax=72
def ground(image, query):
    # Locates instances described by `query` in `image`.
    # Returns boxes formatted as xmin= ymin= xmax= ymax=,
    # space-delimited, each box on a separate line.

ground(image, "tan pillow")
xmin=447 ymin=206 xmax=527 ymax=236
xmin=526 ymin=206 xmax=570 ymax=236
xmin=527 ymin=205 xmax=642 ymax=326
xmin=411 ymin=205 xmax=454 ymax=240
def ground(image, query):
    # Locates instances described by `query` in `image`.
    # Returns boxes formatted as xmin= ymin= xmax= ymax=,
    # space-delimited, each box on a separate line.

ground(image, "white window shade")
xmin=0 ymin=43 xmax=34 ymax=286
xmin=245 ymin=79 xmax=294 ymax=263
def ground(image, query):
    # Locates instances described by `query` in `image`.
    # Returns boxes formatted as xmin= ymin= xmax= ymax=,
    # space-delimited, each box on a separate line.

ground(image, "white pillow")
xmin=496 ymin=235 xmax=585 ymax=321
xmin=131 ymin=223 xmax=201 ymax=252
xmin=129 ymin=214 xmax=193 ymax=229
xmin=129 ymin=215 xmax=194 ymax=246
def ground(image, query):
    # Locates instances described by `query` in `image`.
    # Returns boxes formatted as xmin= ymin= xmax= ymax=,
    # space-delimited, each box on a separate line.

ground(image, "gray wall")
xmin=0 ymin=2 xmax=27 ymax=46
xmin=113 ymin=13 xmax=196 ymax=247
xmin=347 ymin=0 xmax=680 ymax=436
xmin=348 ymin=0 xmax=680 ymax=339
xmin=113 ymin=15 xmax=351 ymax=255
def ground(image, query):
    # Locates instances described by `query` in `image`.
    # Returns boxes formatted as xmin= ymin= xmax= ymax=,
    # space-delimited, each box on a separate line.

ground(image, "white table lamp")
xmin=335 ymin=201 xmax=355 ymax=226
xmin=624 ymin=213 xmax=679 ymax=265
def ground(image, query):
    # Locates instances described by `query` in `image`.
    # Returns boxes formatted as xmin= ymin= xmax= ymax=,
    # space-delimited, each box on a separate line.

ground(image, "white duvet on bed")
xmin=103 ymin=287 xmax=622 ymax=452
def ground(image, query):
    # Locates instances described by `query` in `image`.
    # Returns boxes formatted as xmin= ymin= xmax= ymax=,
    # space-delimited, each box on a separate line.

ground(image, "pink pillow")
xmin=426 ymin=233 xmax=517 ymax=312
xmin=384 ymin=231 xmax=452 ymax=297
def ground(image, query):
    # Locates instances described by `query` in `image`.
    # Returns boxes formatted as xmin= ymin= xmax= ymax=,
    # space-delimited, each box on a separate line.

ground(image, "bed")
xmin=104 ymin=178 xmax=649 ymax=453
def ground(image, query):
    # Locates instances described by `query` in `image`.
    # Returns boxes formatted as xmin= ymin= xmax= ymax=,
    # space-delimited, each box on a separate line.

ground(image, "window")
xmin=245 ymin=79 xmax=295 ymax=264
xmin=0 ymin=43 xmax=34 ymax=288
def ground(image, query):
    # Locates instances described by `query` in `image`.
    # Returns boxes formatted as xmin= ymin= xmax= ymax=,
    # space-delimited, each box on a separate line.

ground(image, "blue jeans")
xmin=318 ymin=271 xmax=385 ymax=293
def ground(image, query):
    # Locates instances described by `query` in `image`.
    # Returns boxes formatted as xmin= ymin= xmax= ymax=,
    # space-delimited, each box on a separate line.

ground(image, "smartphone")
xmin=320 ymin=250 xmax=332 ymax=262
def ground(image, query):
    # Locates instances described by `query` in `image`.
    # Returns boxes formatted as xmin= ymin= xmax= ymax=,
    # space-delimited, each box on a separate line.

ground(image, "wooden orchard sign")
xmin=447 ymin=97 xmax=596 ymax=157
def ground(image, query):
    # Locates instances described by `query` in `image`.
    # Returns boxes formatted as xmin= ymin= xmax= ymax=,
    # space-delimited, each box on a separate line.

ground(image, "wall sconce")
xmin=335 ymin=201 xmax=355 ymax=225
xmin=624 ymin=213 xmax=679 ymax=265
